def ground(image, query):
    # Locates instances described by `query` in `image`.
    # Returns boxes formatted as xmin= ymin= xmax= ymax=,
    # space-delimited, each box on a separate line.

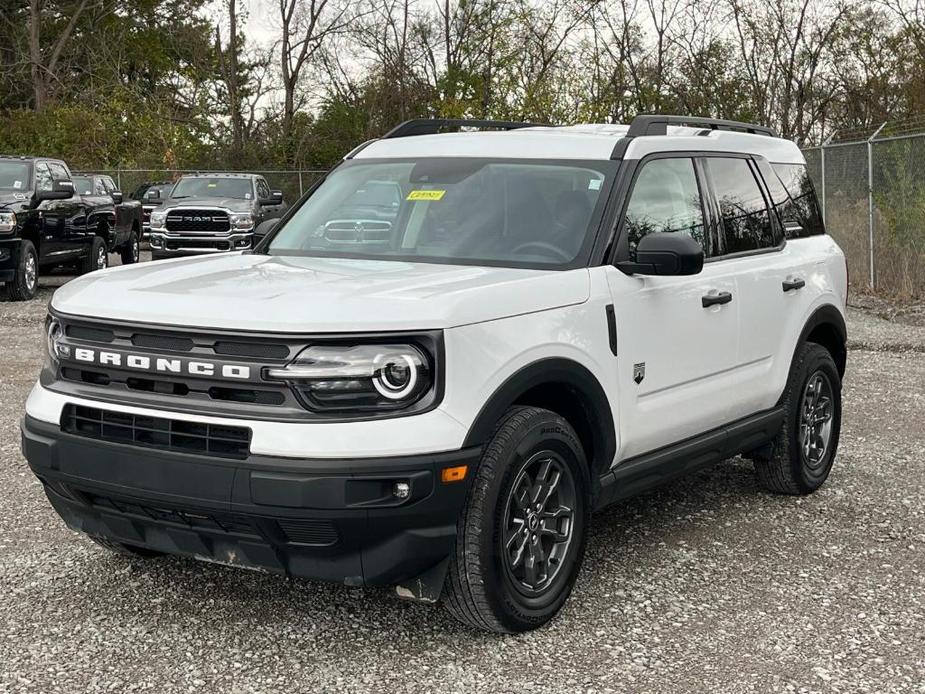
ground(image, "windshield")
xmin=170 ymin=177 xmax=253 ymax=200
xmin=268 ymin=158 xmax=615 ymax=268
xmin=0 ymin=161 xmax=32 ymax=192
xmin=71 ymin=176 xmax=95 ymax=195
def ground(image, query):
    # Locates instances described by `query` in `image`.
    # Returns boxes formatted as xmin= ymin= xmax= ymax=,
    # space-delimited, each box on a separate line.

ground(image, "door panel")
xmin=605 ymin=155 xmax=740 ymax=460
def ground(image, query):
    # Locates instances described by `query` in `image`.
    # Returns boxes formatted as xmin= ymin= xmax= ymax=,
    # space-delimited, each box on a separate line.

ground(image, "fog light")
xmin=392 ymin=481 xmax=410 ymax=499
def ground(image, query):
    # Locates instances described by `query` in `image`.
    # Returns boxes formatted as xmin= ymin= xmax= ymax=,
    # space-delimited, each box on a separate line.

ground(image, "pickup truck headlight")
xmin=230 ymin=212 xmax=254 ymax=230
xmin=0 ymin=212 xmax=16 ymax=233
xmin=150 ymin=210 xmax=167 ymax=229
xmin=265 ymin=343 xmax=432 ymax=412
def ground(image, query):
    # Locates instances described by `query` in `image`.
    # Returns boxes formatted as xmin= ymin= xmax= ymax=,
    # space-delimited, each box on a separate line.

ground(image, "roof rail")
xmin=626 ymin=114 xmax=777 ymax=138
xmin=381 ymin=118 xmax=547 ymax=139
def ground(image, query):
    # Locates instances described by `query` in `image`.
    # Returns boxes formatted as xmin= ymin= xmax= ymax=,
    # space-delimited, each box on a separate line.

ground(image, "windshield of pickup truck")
xmin=0 ymin=161 xmax=31 ymax=191
xmin=71 ymin=176 xmax=95 ymax=195
xmin=170 ymin=177 xmax=254 ymax=200
xmin=268 ymin=158 xmax=616 ymax=269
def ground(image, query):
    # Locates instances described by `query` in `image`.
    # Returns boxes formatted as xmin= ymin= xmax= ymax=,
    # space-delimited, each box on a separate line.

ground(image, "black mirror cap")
xmin=34 ymin=179 xmax=74 ymax=202
xmin=261 ymin=190 xmax=284 ymax=205
xmin=617 ymin=232 xmax=704 ymax=276
xmin=111 ymin=190 xmax=124 ymax=204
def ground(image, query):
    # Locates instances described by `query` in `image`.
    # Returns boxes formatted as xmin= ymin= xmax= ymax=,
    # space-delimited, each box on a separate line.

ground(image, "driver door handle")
xmin=702 ymin=291 xmax=733 ymax=308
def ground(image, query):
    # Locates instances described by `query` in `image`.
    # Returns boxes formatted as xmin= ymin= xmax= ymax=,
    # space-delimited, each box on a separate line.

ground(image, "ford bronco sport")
xmin=22 ymin=116 xmax=847 ymax=633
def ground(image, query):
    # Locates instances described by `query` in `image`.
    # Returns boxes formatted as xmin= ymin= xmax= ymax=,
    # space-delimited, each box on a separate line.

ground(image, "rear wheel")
xmin=443 ymin=406 xmax=590 ymax=633
xmin=755 ymin=342 xmax=842 ymax=494
xmin=89 ymin=536 xmax=163 ymax=558
xmin=79 ymin=236 xmax=108 ymax=275
xmin=120 ymin=229 xmax=140 ymax=265
xmin=4 ymin=239 xmax=38 ymax=301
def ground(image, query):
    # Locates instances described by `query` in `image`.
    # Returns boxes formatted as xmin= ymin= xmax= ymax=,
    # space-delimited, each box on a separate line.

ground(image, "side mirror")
xmin=145 ymin=189 xmax=161 ymax=200
xmin=616 ymin=232 xmax=704 ymax=276
xmin=111 ymin=190 xmax=124 ymax=204
xmin=254 ymin=218 xmax=279 ymax=240
xmin=261 ymin=190 xmax=284 ymax=206
xmin=34 ymin=179 xmax=74 ymax=203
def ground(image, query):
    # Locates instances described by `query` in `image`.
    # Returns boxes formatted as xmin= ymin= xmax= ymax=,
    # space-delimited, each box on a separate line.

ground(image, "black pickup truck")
xmin=0 ymin=157 xmax=143 ymax=301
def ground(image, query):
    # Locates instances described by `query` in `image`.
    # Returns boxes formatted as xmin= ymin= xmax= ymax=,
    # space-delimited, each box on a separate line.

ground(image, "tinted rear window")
xmin=769 ymin=163 xmax=825 ymax=238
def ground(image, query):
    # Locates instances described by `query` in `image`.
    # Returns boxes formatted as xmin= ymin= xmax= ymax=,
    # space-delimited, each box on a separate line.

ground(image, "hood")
xmin=50 ymin=254 xmax=591 ymax=332
xmin=161 ymin=196 xmax=254 ymax=211
xmin=0 ymin=191 xmax=32 ymax=211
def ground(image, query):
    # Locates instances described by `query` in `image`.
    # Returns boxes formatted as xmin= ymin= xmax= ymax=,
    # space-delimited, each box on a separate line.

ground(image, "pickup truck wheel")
xmin=4 ymin=239 xmax=38 ymax=301
xmin=443 ymin=406 xmax=589 ymax=633
xmin=120 ymin=230 xmax=140 ymax=265
xmin=755 ymin=342 xmax=842 ymax=495
xmin=79 ymin=236 xmax=108 ymax=275
xmin=89 ymin=535 xmax=163 ymax=558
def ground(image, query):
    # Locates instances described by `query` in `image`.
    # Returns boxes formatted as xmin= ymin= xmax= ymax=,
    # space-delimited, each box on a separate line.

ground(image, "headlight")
xmin=150 ymin=210 xmax=166 ymax=228
xmin=0 ymin=212 xmax=16 ymax=233
xmin=230 ymin=212 xmax=254 ymax=230
xmin=265 ymin=343 xmax=432 ymax=412
xmin=45 ymin=316 xmax=68 ymax=365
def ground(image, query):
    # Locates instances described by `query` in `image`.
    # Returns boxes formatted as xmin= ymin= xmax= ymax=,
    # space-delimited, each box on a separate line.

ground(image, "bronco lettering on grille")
xmin=70 ymin=347 xmax=251 ymax=379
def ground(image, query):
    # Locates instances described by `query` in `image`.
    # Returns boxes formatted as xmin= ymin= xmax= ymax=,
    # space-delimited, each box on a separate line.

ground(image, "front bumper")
xmin=149 ymin=231 xmax=253 ymax=255
xmin=22 ymin=415 xmax=478 ymax=589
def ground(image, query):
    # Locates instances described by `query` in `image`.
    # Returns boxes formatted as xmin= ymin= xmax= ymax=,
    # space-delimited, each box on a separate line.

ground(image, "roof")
xmin=354 ymin=123 xmax=805 ymax=165
xmin=180 ymin=172 xmax=259 ymax=179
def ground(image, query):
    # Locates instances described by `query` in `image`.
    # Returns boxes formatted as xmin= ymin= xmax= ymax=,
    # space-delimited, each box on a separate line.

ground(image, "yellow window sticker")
xmin=407 ymin=189 xmax=446 ymax=201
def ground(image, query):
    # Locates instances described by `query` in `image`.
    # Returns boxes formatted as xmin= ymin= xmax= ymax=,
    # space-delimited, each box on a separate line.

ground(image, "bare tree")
xmin=28 ymin=0 xmax=90 ymax=109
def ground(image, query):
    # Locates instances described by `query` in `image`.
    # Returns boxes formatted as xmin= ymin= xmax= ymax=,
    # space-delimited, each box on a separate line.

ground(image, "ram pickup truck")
xmin=0 ymin=157 xmax=143 ymax=301
xmin=148 ymin=173 xmax=286 ymax=259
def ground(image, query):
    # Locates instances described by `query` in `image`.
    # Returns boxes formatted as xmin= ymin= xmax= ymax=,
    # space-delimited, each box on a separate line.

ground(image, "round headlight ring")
xmin=373 ymin=353 xmax=419 ymax=400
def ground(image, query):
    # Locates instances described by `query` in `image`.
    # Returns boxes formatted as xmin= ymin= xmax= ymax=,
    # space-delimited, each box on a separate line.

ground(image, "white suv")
xmin=23 ymin=116 xmax=847 ymax=633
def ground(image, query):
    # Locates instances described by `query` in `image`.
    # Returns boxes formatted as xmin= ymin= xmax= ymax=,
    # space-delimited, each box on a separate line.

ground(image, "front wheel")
xmin=4 ymin=239 xmax=38 ymax=301
xmin=755 ymin=342 xmax=842 ymax=494
xmin=443 ymin=406 xmax=590 ymax=633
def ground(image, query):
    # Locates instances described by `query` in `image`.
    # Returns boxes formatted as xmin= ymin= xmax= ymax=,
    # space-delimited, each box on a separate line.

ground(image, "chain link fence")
xmin=74 ymin=169 xmax=328 ymax=207
xmin=803 ymin=127 xmax=925 ymax=297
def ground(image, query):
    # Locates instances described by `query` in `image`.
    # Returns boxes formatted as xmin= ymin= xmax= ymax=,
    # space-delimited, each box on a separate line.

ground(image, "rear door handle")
xmin=782 ymin=278 xmax=806 ymax=292
xmin=702 ymin=291 xmax=733 ymax=308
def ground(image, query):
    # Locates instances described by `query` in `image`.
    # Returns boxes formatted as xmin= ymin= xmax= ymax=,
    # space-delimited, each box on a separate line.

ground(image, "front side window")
xmin=770 ymin=163 xmax=825 ymax=238
xmin=706 ymin=157 xmax=778 ymax=255
xmin=94 ymin=177 xmax=108 ymax=195
xmin=0 ymin=161 xmax=32 ymax=191
xmin=256 ymin=178 xmax=271 ymax=199
xmin=268 ymin=158 xmax=615 ymax=269
xmin=171 ymin=177 xmax=254 ymax=200
xmin=47 ymin=162 xmax=71 ymax=182
xmin=623 ymin=157 xmax=706 ymax=258
xmin=34 ymin=163 xmax=53 ymax=192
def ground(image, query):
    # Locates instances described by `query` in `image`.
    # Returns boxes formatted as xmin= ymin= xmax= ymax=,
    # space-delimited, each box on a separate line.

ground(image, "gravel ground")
xmin=1 ymin=263 xmax=923 ymax=693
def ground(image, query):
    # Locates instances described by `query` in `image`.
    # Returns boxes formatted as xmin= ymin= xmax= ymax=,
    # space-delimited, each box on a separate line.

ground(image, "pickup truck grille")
xmin=165 ymin=209 xmax=231 ymax=234
xmin=50 ymin=317 xmax=314 ymax=421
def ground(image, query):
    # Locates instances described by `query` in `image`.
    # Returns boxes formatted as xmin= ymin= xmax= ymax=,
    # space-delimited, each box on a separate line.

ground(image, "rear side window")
xmin=705 ymin=157 xmax=779 ymax=255
xmin=769 ymin=163 xmax=825 ymax=238
xmin=623 ymin=157 xmax=707 ymax=259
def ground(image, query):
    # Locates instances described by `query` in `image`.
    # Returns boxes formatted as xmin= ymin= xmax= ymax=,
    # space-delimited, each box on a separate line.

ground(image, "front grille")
xmin=62 ymin=404 xmax=251 ymax=459
xmin=323 ymin=219 xmax=392 ymax=243
xmin=165 ymin=209 xmax=230 ymax=233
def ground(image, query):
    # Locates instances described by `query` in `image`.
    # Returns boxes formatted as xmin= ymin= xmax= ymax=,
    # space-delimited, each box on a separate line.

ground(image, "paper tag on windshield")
xmin=588 ymin=179 xmax=602 ymax=190
xmin=13 ymin=181 xmax=22 ymax=189
xmin=407 ymin=190 xmax=445 ymax=201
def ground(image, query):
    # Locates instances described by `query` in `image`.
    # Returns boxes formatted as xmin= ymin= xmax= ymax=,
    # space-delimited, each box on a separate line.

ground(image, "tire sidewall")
xmin=477 ymin=412 xmax=590 ymax=630
xmin=786 ymin=346 xmax=842 ymax=491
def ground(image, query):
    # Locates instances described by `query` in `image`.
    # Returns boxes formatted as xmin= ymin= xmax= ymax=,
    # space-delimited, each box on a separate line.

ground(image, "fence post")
xmin=298 ymin=170 xmax=304 ymax=196
xmin=820 ymin=132 xmax=835 ymax=224
xmin=867 ymin=122 xmax=887 ymax=290
xmin=117 ymin=168 xmax=122 ymax=191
